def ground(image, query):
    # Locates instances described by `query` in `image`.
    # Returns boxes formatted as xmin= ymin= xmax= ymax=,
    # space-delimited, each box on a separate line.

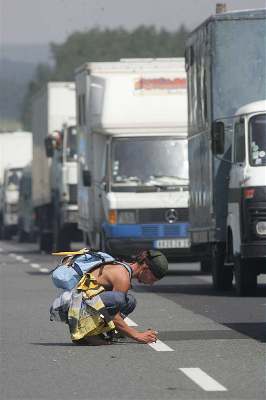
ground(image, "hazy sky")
xmin=1 ymin=0 xmax=265 ymax=45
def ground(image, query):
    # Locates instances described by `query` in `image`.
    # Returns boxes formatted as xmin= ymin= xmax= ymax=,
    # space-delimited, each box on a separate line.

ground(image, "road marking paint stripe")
xmin=21 ymin=258 xmax=30 ymax=263
xmin=9 ymin=253 xmax=16 ymax=257
xmin=179 ymin=368 xmax=227 ymax=392
xmin=124 ymin=317 xmax=138 ymax=326
xmin=40 ymin=268 xmax=49 ymax=273
xmin=15 ymin=255 xmax=24 ymax=260
xmin=0 ymin=248 xmax=3 ymax=252
xmin=124 ymin=317 xmax=174 ymax=351
xmin=31 ymin=263 xmax=40 ymax=269
xmin=148 ymin=339 xmax=174 ymax=352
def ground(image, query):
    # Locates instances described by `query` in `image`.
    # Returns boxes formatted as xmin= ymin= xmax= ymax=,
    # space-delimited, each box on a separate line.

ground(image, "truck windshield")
xmin=66 ymin=126 xmax=77 ymax=161
xmin=249 ymin=114 xmax=266 ymax=166
xmin=6 ymin=169 xmax=22 ymax=190
xmin=111 ymin=137 xmax=188 ymax=189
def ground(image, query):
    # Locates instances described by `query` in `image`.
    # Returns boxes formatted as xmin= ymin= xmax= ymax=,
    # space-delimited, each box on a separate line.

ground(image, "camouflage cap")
xmin=146 ymin=250 xmax=168 ymax=279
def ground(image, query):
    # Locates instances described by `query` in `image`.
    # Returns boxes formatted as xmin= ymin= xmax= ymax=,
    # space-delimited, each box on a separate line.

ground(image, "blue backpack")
xmin=52 ymin=251 xmax=115 ymax=291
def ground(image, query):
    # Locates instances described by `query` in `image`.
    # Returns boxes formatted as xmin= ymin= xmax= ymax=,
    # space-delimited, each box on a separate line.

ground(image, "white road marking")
xmin=0 ymin=248 xmax=3 ymax=252
xmin=148 ymin=339 xmax=174 ymax=352
xmin=15 ymin=255 xmax=24 ymax=260
xmin=9 ymin=253 xmax=17 ymax=257
xmin=179 ymin=368 xmax=227 ymax=392
xmin=31 ymin=263 xmax=40 ymax=269
xmin=21 ymin=258 xmax=30 ymax=263
xmin=40 ymin=268 xmax=49 ymax=273
xmin=124 ymin=317 xmax=138 ymax=326
xmin=124 ymin=317 xmax=174 ymax=351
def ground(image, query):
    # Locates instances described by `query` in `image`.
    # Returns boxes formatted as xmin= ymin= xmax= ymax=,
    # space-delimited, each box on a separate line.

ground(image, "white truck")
xmin=75 ymin=58 xmax=195 ymax=259
xmin=185 ymin=8 xmax=266 ymax=295
xmin=0 ymin=131 xmax=32 ymax=239
xmin=32 ymin=82 xmax=80 ymax=252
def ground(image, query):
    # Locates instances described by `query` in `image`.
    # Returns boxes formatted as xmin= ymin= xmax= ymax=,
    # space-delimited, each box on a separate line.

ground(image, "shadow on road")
xmin=224 ymin=322 xmax=266 ymax=343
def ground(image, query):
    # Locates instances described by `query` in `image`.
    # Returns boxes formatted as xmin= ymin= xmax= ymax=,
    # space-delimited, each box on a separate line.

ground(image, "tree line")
xmin=22 ymin=25 xmax=189 ymax=129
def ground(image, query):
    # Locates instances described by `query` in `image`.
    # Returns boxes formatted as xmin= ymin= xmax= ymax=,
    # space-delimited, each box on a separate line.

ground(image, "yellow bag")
xmin=68 ymin=273 xmax=115 ymax=341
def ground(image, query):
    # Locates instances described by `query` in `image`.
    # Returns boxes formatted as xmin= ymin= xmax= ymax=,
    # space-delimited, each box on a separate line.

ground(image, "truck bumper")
xmin=102 ymin=223 xmax=196 ymax=260
xmin=241 ymin=242 xmax=266 ymax=258
xmin=105 ymin=237 xmax=195 ymax=259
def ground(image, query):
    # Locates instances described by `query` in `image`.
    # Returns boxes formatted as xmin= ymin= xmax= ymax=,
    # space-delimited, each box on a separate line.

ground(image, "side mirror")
xmin=212 ymin=121 xmax=225 ymax=155
xmin=44 ymin=137 xmax=54 ymax=158
xmin=100 ymin=179 xmax=107 ymax=192
xmin=82 ymin=169 xmax=91 ymax=187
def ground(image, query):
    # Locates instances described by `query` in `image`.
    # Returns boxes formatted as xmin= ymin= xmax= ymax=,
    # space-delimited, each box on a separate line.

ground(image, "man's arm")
xmin=109 ymin=268 xmax=158 ymax=343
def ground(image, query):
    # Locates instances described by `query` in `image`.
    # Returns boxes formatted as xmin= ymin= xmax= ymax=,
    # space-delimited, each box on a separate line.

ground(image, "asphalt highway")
xmin=0 ymin=239 xmax=265 ymax=400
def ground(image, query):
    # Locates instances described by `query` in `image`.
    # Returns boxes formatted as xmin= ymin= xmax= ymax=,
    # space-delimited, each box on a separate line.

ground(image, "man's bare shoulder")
xmin=103 ymin=263 xmax=131 ymax=291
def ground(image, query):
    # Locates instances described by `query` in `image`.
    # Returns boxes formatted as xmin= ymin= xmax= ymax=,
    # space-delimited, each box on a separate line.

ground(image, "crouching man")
xmin=76 ymin=250 xmax=168 ymax=345
xmin=92 ymin=250 xmax=168 ymax=344
xmin=50 ymin=249 xmax=168 ymax=345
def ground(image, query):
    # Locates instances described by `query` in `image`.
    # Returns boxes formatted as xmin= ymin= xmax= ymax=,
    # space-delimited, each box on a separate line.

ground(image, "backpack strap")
xmin=115 ymin=262 xmax=133 ymax=280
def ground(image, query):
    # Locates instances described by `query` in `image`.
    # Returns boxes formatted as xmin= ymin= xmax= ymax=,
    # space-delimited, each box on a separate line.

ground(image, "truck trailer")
xmin=75 ymin=58 xmax=195 ymax=259
xmin=185 ymin=8 xmax=266 ymax=295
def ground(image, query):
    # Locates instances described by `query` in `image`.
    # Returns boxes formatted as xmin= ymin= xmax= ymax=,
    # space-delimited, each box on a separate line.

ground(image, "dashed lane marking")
xmin=0 ymin=248 xmax=3 ymax=252
xmin=40 ymin=268 xmax=49 ymax=273
xmin=124 ymin=317 xmax=138 ymax=326
xmin=30 ymin=263 xmax=40 ymax=269
xmin=148 ymin=339 xmax=174 ymax=352
xmin=179 ymin=368 xmax=227 ymax=392
xmin=124 ymin=317 xmax=174 ymax=351
xmin=21 ymin=258 xmax=30 ymax=263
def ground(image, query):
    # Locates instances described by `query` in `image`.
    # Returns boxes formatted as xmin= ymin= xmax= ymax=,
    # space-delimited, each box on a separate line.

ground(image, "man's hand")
xmin=112 ymin=313 xmax=158 ymax=344
xmin=133 ymin=329 xmax=158 ymax=344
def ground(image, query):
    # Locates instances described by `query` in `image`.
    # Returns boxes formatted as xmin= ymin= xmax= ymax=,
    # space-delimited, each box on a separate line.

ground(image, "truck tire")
xmin=39 ymin=232 xmax=53 ymax=253
xmin=55 ymin=227 xmax=71 ymax=252
xmin=100 ymin=231 xmax=107 ymax=252
xmin=1 ymin=226 xmax=11 ymax=240
xmin=234 ymin=255 xmax=257 ymax=296
xmin=211 ymin=243 xmax=233 ymax=290
xmin=18 ymin=227 xmax=28 ymax=243
xmin=200 ymin=257 xmax=212 ymax=273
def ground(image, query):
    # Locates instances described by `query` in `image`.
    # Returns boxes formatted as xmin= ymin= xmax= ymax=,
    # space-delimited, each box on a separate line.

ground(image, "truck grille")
xmin=141 ymin=226 xmax=159 ymax=237
xmin=138 ymin=208 xmax=188 ymax=223
xmin=245 ymin=204 xmax=266 ymax=241
xmin=68 ymin=184 xmax=77 ymax=205
xmin=248 ymin=206 xmax=266 ymax=223
xmin=141 ymin=224 xmax=188 ymax=238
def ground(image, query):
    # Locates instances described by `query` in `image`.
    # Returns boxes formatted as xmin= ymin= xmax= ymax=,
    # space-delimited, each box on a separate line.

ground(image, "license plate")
xmin=154 ymin=238 xmax=191 ymax=249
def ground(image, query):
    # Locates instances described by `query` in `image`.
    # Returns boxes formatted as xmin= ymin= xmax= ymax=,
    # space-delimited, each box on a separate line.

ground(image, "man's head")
xmin=135 ymin=250 xmax=168 ymax=284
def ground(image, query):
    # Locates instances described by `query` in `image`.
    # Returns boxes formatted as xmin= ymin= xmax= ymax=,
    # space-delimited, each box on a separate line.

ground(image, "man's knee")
xmin=125 ymin=293 xmax=137 ymax=313
xmin=100 ymin=291 xmax=136 ymax=316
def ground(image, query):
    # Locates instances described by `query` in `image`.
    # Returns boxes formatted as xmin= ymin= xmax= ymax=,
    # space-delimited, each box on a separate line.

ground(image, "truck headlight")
xmin=117 ymin=210 xmax=136 ymax=224
xmin=256 ymin=221 xmax=266 ymax=236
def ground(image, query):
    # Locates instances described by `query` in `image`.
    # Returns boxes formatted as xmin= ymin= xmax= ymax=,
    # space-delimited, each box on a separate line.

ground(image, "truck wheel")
xmin=234 ymin=255 xmax=257 ymax=296
xmin=100 ymin=232 xmax=107 ymax=252
xmin=212 ymin=243 xmax=233 ymax=290
xmin=18 ymin=225 xmax=28 ymax=242
xmin=2 ymin=226 xmax=11 ymax=240
xmin=55 ymin=228 xmax=71 ymax=252
xmin=200 ymin=257 xmax=212 ymax=273
xmin=39 ymin=232 xmax=53 ymax=253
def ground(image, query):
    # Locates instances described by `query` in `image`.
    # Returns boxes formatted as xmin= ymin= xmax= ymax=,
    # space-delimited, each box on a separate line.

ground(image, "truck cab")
xmin=1 ymin=167 xmax=23 ymax=239
xmin=45 ymin=123 xmax=80 ymax=250
xmin=92 ymin=132 xmax=190 ymax=257
xmin=226 ymin=101 xmax=266 ymax=294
